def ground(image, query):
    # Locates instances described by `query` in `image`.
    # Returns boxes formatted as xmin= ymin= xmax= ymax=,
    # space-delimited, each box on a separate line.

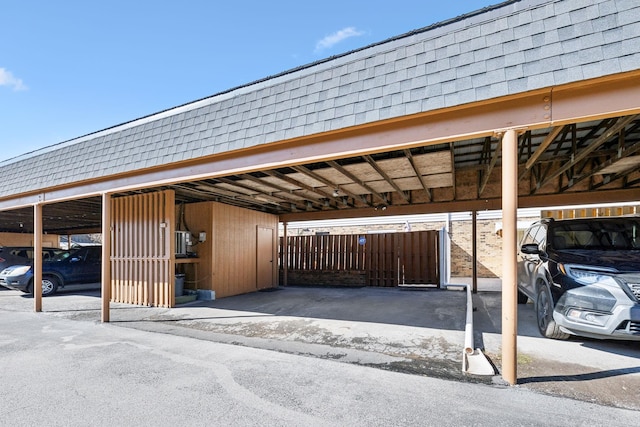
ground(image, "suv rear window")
xmin=550 ymin=218 xmax=640 ymax=250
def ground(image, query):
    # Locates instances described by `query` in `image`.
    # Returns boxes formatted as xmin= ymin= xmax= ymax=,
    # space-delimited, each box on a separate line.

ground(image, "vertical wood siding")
xmin=210 ymin=202 xmax=279 ymax=299
xmin=110 ymin=190 xmax=175 ymax=307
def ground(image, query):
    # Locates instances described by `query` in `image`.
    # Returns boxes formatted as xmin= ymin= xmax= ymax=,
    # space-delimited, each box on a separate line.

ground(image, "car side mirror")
xmin=520 ymin=243 xmax=541 ymax=255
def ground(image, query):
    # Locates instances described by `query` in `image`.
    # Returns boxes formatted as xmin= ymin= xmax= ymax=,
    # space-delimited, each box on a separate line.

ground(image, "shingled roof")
xmin=1 ymin=0 xmax=639 ymax=199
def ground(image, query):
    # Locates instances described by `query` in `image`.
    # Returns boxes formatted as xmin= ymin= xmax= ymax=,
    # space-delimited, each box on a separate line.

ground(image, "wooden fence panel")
xmin=281 ymin=231 xmax=439 ymax=287
xmin=400 ymin=230 xmax=439 ymax=285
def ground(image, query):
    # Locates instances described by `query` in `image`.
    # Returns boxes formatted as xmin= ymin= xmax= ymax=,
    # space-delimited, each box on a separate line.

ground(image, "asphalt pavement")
xmin=1 ymin=281 xmax=640 ymax=419
xmin=1 ymin=302 xmax=639 ymax=426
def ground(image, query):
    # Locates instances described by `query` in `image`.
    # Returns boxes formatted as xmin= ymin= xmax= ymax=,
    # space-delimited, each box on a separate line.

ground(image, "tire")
xmin=535 ymin=285 xmax=569 ymax=340
xmin=517 ymin=290 xmax=529 ymax=304
xmin=41 ymin=276 xmax=59 ymax=297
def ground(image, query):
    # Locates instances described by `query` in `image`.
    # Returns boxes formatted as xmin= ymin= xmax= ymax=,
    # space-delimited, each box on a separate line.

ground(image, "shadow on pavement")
xmin=167 ymin=286 xmax=468 ymax=331
xmin=519 ymin=366 xmax=640 ymax=384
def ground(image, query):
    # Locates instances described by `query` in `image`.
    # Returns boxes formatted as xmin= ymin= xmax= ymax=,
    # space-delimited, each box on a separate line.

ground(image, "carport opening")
xmin=0 ymin=197 xmax=104 ymax=299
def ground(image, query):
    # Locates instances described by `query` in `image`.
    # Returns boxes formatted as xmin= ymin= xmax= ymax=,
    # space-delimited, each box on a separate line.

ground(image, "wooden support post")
xmin=282 ymin=222 xmax=288 ymax=287
xmin=501 ymin=129 xmax=518 ymax=385
xmin=101 ymin=193 xmax=112 ymax=322
xmin=472 ymin=210 xmax=477 ymax=294
xmin=33 ymin=203 xmax=43 ymax=312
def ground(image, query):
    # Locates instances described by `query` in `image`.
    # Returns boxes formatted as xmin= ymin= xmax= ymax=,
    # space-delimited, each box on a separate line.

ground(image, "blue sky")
xmin=1 ymin=0 xmax=494 ymax=162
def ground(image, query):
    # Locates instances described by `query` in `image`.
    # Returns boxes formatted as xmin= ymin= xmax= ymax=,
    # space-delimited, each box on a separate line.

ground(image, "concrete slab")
xmin=130 ymin=286 xmax=474 ymax=381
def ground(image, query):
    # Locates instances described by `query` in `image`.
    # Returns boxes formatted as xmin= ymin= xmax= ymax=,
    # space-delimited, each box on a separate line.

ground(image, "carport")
xmin=1 ymin=0 xmax=639 ymax=385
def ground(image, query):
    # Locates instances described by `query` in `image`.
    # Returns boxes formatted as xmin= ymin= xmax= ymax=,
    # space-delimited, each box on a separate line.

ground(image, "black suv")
xmin=517 ymin=217 xmax=640 ymax=340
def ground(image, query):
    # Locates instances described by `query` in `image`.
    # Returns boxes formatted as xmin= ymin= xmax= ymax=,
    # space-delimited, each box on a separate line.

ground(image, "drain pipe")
xmin=450 ymin=283 xmax=494 ymax=375
xmin=463 ymin=283 xmax=474 ymax=357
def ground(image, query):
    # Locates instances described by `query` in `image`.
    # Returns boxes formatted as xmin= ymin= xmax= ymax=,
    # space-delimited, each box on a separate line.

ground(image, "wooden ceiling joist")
xmin=519 ymin=125 xmax=564 ymax=179
xmin=213 ymin=177 xmax=301 ymax=210
xmin=290 ymin=165 xmax=358 ymax=207
xmin=535 ymin=114 xmax=639 ymax=192
xmin=479 ymin=136 xmax=501 ymax=197
xmin=363 ymin=155 xmax=411 ymax=203
xmin=403 ymin=150 xmax=432 ymax=202
xmin=326 ymin=160 xmax=385 ymax=205
xmin=237 ymin=173 xmax=325 ymax=209
xmin=261 ymin=170 xmax=339 ymax=209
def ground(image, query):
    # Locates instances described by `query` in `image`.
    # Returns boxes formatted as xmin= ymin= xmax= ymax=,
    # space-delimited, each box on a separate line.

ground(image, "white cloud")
xmin=0 ymin=68 xmax=28 ymax=91
xmin=315 ymin=27 xmax=365 ymax=52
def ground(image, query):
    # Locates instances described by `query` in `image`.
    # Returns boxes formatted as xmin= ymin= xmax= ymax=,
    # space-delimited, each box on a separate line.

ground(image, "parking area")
xmin=1 ymin=282 xmax=639 ymax=410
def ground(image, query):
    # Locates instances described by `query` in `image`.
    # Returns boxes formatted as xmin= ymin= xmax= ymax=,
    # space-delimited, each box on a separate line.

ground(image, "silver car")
xmin=517 ymin=217 xmax=640 ymax=341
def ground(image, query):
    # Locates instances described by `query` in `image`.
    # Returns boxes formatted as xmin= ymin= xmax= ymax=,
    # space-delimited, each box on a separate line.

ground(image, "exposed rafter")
xmin=363 ymin=155 xmax=411 ymax=203
xmin=479 ymin=136 xmax=501 ymax=197
xmin=560 ymin=140 xmax=640 ymax=192
xmin=186 ymin=181 xmax=290 ymax=212
xmin=590 ymin=162 xmax=640 ymax=191
xmin=403 ymin=150 xmax=432 ymax=202
xmin=535 ymin=115 xmax=638 ymax=191
xmin=262 ymin=170 xmax=339 ymax=209
xmin=290 ymin=165 xmax=358 ymax=207
xmin=326 ymin=160 xmax=383 ymax=206
xmin=213 ymin=177 xmax=301 ymax=209
xmin=238 ymin=173 xmax=325 ymax=209
xmin=519 ymin=125 xmax=564 ymax=179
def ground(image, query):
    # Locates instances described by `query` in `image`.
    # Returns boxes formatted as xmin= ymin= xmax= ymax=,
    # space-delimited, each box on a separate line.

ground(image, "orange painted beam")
xmin=279 ymin=187 xmax=640 ymax=222
xmin=552 ymin=71 xmax=640 ymax=125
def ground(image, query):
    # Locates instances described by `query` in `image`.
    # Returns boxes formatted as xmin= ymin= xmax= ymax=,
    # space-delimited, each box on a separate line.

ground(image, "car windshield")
xmin=49 ymin=250 xmax=77 ymax=262
xmin=549 ymin=218 xmax=640 ymax=250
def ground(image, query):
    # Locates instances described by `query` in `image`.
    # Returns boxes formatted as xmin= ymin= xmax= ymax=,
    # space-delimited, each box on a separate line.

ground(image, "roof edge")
xmin=1 ymin=0 xmax=527 ymax=166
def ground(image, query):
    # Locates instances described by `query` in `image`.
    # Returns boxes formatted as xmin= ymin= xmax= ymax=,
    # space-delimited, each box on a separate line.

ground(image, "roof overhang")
xmin=1 ymin=72 xmax=639 ymax=234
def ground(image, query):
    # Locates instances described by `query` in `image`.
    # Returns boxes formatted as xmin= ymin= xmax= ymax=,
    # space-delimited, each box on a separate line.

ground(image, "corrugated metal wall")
xmin=110 ymin=190 xmax=175 ymax=307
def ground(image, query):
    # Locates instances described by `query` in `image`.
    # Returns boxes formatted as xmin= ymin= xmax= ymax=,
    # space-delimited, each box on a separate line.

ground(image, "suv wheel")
xmin=536 ymin=285 xmax=569 ymax=340
xmin=41 ymin=276 xmax=59 ymax=297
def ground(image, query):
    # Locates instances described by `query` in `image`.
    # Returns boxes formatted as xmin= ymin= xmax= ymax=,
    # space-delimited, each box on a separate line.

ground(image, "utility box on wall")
xmin=175 ymin=231 xmax=192 ymax=257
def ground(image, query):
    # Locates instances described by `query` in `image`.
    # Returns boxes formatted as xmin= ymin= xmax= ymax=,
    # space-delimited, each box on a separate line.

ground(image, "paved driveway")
xmin=2 ymin=283 xmax=639 ymax=410
xmin=4 ymin=308 xmax=639 ymax=426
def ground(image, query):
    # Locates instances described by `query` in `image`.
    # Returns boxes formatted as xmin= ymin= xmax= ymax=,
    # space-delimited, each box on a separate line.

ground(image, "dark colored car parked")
xmin=0 ymin=247 xmax=67 ymax=289
xmin=0 ymin=246 xmax=101 ymax=296
xmin=0 ymin=246 xmax=65 ymax=273
xmin=517 ymin=216 xmax=640 ymax=340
